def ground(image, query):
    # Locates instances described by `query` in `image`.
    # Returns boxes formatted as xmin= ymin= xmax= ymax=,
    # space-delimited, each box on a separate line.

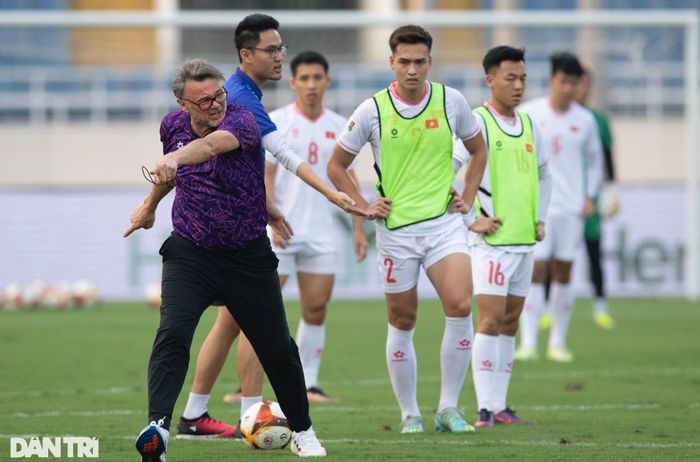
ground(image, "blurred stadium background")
xmin=0 ymin=0 xmax=698 ymax=304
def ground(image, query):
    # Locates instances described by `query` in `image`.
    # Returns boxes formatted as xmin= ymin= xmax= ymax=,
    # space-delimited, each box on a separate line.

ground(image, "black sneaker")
xmin=306 ymin=386 xmax=339 ymax=403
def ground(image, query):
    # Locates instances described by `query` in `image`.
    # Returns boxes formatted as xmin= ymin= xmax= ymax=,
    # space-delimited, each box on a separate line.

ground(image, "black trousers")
xmin=585 ymin=238 xmax=605 ymax=298
xmin=147 ymin=232 xmax=311 ymax=432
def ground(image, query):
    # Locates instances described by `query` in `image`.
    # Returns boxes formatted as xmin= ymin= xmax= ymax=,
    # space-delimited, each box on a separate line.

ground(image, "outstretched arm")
xmin=123 ymin=183 xmax=174 ymax=237
xmin=263 ymin=131 xmax=364 ymax=216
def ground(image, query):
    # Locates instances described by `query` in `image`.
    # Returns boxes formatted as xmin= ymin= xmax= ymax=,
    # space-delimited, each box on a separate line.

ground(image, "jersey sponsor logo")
xmin=325 ymin=130 xmax=336 ymax=139
xmin=425 ymin=118 xmax=439 ymax=129
xmin=176 ymin=141 xmax=184 ymax=149
xmin=390 ymin=128 xmax=399 ymax=138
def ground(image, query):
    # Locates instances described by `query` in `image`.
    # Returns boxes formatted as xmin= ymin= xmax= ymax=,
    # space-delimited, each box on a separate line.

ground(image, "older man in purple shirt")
xmin=125 ymin=58 xmax=327 ymax=461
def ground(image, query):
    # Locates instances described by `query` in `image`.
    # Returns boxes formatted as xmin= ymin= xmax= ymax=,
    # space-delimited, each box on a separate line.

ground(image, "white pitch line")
xmin=1 ymin=367 xmax=698 ymax=397
xmin=2 ymin=435 xmax=697 ymax=450
xmin=3 ymin=402 xmax=666 ymax=418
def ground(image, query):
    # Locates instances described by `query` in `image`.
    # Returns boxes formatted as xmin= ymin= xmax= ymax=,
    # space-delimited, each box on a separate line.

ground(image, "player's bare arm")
xmin=123 ymin=183 xmax=174 ymax=237
xmin=581 ymin=197 xmax=594 ymax=218
xmin=447 ymin=188 xmax=469 ymax=214
xmin=536 ymin=221 xmax=546 ymax=241
xmin=149 ymin=131 xmax=240 ymax=185
xmin=460 ymin=131 xmax=488 ymax=209
xmin=349 ymin=170 xmax=369 ymax=262
xmin=469 ymin=215 xmax=502 ymax=235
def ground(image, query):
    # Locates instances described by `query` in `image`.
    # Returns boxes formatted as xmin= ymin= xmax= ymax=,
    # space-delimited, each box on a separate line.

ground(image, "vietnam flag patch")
xmin=325 ymin=130 xmax=336 ymax=139
xmin=425 ymin=119 xmax=439 ymax=129
xmin=526 ymin=143 xmax=533 ymax=153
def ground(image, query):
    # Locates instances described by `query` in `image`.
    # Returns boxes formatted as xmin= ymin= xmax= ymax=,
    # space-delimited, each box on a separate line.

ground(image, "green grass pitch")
xmin=1 ymin=298 xmax=699 ymax=461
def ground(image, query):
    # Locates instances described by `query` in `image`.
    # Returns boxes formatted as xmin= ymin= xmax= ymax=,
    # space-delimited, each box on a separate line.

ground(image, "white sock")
xmin=472 ymin=333 xmax=499 ymax=412
xmin=593 ymin=297 xmax=608 ymax=316
xmin=437 ymin=315 xmax=473 ymax=413
xmin=296 ymin=320 xmax=325 ymax=389
xmin=182 ymin=392 xmax=210 ymax=420
xmin=548 ymin=283 xmax=574 ymax=349
xmin=492 ymin=335 xmax=515 ymax=414
xmin=386 ymin=323 xmax=420 ymax=421
xmin=240 ymin=395 xmax=263 ymax=422
xmin=519 ymin=283 xmax=544 ymax=350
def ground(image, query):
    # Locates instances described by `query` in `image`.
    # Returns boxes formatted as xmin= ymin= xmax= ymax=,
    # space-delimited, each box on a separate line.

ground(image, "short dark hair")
xmin=389 ymin=25 xmax=433 ymax=53
xmin=234 ymin=13 xmax=280 ymax=63
xmin=550 ymin=52 xmax=583 ymax=77
xmin=290 ymin=51 xmax=329 ymax=76
xmin=482 ymin=46 xmax=526 ymax=74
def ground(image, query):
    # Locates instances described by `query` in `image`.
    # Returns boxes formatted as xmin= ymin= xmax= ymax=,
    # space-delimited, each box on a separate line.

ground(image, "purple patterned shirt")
xmin=160 ymin=104 xmax=266 ymax=250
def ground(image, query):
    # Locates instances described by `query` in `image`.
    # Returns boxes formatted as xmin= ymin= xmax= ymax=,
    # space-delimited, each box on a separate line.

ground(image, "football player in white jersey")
xmin=328 ymin=25 xmax=487 ymax=434
xmin=515 ymin=52 xmax=603 ymax=363
xmin=265 ymin=51 xmax=368 ymax=401
xmin=456 ymin=46 xmax=551 ymax=427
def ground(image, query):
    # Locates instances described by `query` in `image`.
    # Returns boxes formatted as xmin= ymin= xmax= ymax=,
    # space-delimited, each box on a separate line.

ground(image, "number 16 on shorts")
xmin=471 ymin=245 xmax=534 ymax=297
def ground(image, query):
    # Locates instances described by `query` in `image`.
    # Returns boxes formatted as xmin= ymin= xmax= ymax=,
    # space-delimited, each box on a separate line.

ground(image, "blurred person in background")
xmin=574 ymin=67 xmax=620 ymax=330
xmin=515 ymin=52 xmax=602 ymax=363
xmin=125 ymin=58 xmax=327 ymax=460
xmin=328 ymin=24 xmax=487 ymax=435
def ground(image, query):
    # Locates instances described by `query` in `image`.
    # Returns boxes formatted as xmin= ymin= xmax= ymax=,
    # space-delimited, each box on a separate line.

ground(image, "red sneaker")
xmin=175 ymin=413 xmax=241 ymax=439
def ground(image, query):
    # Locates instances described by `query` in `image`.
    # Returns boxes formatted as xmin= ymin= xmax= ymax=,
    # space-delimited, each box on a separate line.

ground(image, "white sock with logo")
xmin=386 ymin=323 xmax=420 ymax=421
xmin=296 ymin=320 xmax=325 ymax=389
xmin=472 ymin=333 xmax=499 ymax=412
xmin=437 ymin=315 xmax=473 ymax=413
xmin=548 ymin=283 xmax=574 ymax=349
xmin=519 ymin=283 xmax=544 ymax=350
xmin=182 ymin=392 xmax=210 ymax=420
xmin=492 ymin=335 xmax=515 ymax=414
xmin=240 ymin=395 xmax=263 ymax=422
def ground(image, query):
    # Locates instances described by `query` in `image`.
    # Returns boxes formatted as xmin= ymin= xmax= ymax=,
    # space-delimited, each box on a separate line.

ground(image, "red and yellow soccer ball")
xmin=239 ymin=400 xmax=291 ymax=450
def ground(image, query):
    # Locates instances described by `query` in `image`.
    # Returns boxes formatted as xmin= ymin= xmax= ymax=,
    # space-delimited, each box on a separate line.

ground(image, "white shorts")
xmin=376 ymin=219 xmax=469 ymax=293
xmin=534 ymin=212 xmax=583 ymax=262
xmin=273 ymin=240 xmax=337 ymax=276
xmin=471 ymin=243 xmax=534 ymax=297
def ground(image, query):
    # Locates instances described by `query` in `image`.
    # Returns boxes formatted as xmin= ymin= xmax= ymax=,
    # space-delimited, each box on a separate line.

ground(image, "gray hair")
xmin=172 ymin=58 xmax=225 ymax=99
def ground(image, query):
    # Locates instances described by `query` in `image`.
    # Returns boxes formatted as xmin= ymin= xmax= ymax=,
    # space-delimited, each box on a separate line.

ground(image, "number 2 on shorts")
xmin=384 ymin=257 xmax=397 ymax=283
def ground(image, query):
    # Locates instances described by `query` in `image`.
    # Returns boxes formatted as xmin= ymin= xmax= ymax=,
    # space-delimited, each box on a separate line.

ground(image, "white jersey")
xmin=337 ymin=80 xmax=481 ymax=237
xmin=454 ymin=102 xmax=552 ymax=253
xmin=519 ymin=97 xmax=602 ymax=216
xmin=266 ymin=103 xmax=346 ymax=244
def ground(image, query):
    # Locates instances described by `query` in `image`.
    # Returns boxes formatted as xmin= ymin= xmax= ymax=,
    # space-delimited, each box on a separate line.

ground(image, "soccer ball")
xmin=72 ymin=279 xmax=100 ymax=308
xmin=239 ymin=400 xmax=291 ymax=450
xmin=144 ymin=282 xmax=161 ymax=309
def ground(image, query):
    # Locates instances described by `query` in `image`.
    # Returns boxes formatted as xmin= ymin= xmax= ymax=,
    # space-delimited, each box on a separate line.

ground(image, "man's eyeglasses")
xmin=248 ymin=45 xmax=288 ymax=60
xmin=180 ymin=87 xmax=227 ymax=111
